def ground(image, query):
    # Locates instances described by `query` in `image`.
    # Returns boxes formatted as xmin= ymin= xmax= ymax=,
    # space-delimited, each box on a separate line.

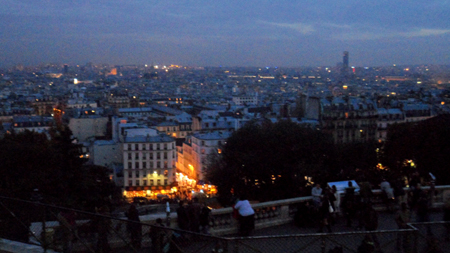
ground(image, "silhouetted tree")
xmin=204 ymin=120 xmax=334 ymax=204
xmin=381 ymin=115 xmax=450 ymax=184
xmin=0 ymin=126 xmax=120 ymax=210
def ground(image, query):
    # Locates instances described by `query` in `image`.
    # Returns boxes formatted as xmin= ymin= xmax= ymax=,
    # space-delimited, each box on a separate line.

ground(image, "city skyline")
xmin=1 ymin=1 xmax=450 ymax=68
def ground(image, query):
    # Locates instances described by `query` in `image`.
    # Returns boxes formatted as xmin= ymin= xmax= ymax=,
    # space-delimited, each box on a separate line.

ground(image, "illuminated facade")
xmin=123 ymin=130 xmax=177 ymax=198
xmin=177 ymin=131 xmax=232 ymax=182
xmin=156 ymin=112 xmax=192 ymax=139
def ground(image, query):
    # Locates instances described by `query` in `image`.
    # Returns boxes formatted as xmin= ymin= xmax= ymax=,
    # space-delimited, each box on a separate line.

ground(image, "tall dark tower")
xmin=342 ymin=51 xmax=349 ymax=81
xmin=343 ymin=51 xmax=349 ymax=70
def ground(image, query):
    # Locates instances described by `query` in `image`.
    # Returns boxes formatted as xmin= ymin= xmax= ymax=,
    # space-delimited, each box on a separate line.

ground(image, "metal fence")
xmin=409 ymin=221 xmax=450 ymax=253
xmin=0 ymin=196 xmax=229 ymax=253
xmin=226 ymin=229 xmax=416 ymax=253
xmin=1 ymin=196 xmax=449 ymax=253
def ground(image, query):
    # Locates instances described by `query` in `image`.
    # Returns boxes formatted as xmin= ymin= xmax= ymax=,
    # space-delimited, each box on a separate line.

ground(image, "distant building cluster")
xmin=0 ymin=57 xmax=449 ymax=198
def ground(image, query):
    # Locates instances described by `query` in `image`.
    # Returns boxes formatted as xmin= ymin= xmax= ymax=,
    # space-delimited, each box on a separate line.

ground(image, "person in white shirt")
xmin=234 ymin=193 xmax=255 ymax=236
xmin=381 ymin=179 xmax=394 ymax=212
xmin=312 ymin=184 xmax=323 ymax=209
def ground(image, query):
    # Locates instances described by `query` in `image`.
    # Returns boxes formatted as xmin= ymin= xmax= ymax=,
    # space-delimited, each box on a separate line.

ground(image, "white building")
xmin=89 ymin=140 xmax=122 ymax=167
xmin=232 ymin=93 xmax=258 ymax=106
xmin=123 ymin=128 xmax=177 ymax=198
xmin=66 ymin=98 xmax=97 ymax=109
xmin=68 ymin=115 xmax=109 ymax=142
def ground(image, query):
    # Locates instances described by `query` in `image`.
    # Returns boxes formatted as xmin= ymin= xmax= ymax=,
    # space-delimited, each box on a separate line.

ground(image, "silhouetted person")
xmin=95 ymin=205 xmax=111 ymax=253
xmin=393 ymin=178 xmax=406 ymax=206
xmin=199 ymin=203 xmax=211 ymax=234
xmin=188 ymin=198 xmax=201 ymax=232
xmin=58 ymin=209 xmax=77 ymax=253
xmin=359 ymin=179 xmax=373 ymax=204
xmin=395 ymin=202 xmax=412 ymax=251
xmin=318 ymin=189 xmax=332 ymax=233
xmin=444 ymin=197 xmax=450 ymax=240
xmin=151 ymin=218 xmax=167 ymax=253
xmin=176 ymin=200 xmax=190 ymax=231
xmin=343 ymin=181 xmax=355 ymax=227
xmin=126 ymin=204 xmax=142 ymax=249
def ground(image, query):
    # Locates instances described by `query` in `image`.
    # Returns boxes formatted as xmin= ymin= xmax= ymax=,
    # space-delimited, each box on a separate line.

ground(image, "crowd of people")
xmin=293 ymin=176 xmax=450 ymax=252
xmin=176 ymin=197 xmax=211 ymax=234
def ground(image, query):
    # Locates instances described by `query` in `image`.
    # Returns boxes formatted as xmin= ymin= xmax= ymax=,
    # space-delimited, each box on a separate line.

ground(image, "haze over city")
xmin=1 ymin=0 xmax=450 ymax=68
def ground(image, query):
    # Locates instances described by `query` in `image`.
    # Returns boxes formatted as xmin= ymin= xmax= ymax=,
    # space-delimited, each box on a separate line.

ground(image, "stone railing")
xmin=22 ymin=185 xmax=450 ymax=241
xmin=207 ymin=185 xmax=450 ymax=236
xmin=209 ymin=196 xmax=312 ymax=236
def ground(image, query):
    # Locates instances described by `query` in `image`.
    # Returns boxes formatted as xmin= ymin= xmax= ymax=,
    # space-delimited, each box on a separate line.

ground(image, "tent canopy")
xmin=327 ymin=180 xmax=360 ymax=193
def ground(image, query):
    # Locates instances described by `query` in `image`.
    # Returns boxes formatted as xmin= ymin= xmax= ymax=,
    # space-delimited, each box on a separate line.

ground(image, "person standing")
xmin=176 ymin=200 xmax=190 ymax=231
xmin=416 ymin=188 xmax=430 ymax=222
xmin=95 ymin=205 xmax=112 ymax=253
xmin=234 ymin=194 xmax=255 ymax=236
xmin=393 ymin=178 xmax=406 ymax=206
xmin=359 ymin=179 xmax=373 ymax=204
xmin=199 ymin=203 xmax=211 ymax=234
xmin=343 ymin=181 xmax=356 ymax=227
xmin=364 ymin=203 xmax=381 ymax=252
xmin=311 ymin=184 xmax=323 ymax=209
xmin=395 ymin=202 xmax=411 ymax=251
xmin=318 ymin=189 xmax=333 ymax=233
xmin=188 ymin=198 xmax=202 ymax=233
xmin=57 ymin=209 xmax=77 ymax=253
xmin=125 ymin=204 xmax=142 ymax=249
xmin=444 ymin=197 xmax=450 ymax=241
xmin=151 ymin=218 xmax=168 ymax=253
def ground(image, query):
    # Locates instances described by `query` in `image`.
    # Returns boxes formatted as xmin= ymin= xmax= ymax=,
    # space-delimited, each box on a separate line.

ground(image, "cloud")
xmin=322 ymin=23 xmax=352 ymax=29
xmin=401 ymin=28 xmax=450 ymax=37
xmin=332 ymin=27 xmax=450 ymax=41
xmin=262 ymin=21 xmax=315 ymax=34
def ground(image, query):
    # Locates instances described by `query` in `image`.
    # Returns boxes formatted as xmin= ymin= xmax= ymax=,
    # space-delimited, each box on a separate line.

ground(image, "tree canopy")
xmin=204 ymin=120 xmax=335 ymax=204
xmin=0 ymin=126 xmax=120 ymax=210
xmin=381 ymin=114 xmax=450 ymax=184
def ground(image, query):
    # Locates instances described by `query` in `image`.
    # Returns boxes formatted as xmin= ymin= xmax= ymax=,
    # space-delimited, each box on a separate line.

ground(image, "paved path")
xmin=250 ymin=210 xmax=444 ymax=237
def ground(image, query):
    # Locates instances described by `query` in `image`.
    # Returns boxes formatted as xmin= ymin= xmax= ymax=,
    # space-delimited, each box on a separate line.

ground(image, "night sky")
xmin=1 ymin=0 xmax=450 ymax=67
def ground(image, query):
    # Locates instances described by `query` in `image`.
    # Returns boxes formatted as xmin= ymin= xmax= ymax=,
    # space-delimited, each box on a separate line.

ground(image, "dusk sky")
xmin=1 ymin=0 xmax=450 ymax=68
